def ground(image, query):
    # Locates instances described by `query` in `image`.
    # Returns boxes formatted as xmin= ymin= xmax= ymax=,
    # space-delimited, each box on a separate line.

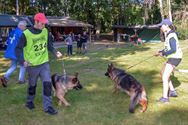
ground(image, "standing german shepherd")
xmin=51 ymin=72 xmax=83 ymax=106
xmin=105 ymin=63 xmax=148 ymax=113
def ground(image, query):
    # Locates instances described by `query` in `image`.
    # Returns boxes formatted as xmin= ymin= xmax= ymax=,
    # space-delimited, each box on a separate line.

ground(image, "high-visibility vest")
xmin=164 ymin=32 xmax=183 ymax=59
xmin=23 ymin=28 xmax=49 ymax=66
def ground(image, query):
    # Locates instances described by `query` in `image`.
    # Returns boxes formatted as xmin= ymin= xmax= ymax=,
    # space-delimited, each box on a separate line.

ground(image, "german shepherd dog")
xmin=51 ymin=72 xmax=83 ymax=106
xmin=105 ymin=63 xmax=148 ymax=113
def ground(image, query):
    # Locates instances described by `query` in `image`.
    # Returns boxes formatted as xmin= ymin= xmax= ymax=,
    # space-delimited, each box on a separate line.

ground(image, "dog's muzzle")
xmin=73 ymin=82 xmax=83 ymax=90
xmin=105 ymin=72 xmax=110 ymax=77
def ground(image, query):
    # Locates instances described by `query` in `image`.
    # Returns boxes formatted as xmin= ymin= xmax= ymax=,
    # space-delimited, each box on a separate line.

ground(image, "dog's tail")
xmin=129 ymin=86 xmax=147 ymax=113
xmin=51 ymin=74 xmax=58 ymax=89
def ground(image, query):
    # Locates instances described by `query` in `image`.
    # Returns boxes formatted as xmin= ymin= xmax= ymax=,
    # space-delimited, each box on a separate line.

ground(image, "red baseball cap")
xmin=34 ymin=13 xmax=48 ymax=24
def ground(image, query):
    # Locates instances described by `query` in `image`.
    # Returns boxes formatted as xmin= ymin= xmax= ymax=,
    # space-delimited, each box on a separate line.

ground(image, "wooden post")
xmin=113 ymin=28 xmax=118 ymax=42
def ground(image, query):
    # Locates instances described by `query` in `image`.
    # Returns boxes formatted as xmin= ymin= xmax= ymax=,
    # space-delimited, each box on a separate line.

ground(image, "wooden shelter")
xmin=46 ymin=16 xmax=93 ymax=42
xmin=0 ymin=15 xmax=93 ymax=49
xmin=113 ymin=25 xmax=161 ymax=43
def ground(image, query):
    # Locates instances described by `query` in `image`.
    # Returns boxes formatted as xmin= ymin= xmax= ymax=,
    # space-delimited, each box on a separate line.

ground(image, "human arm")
xmin=154 ymin=38 xmax=176 ymax=57
xmin=161 ymin=38 xmax=176 ymax=56
xmin=15 ymin=34 xmax=26 ymax=65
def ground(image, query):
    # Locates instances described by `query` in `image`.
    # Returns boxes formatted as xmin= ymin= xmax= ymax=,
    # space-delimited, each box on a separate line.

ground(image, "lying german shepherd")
xmin=51 ymin=72 xmax=83 ymax=106
xmin=105 ymin=63 xmax=148 ymax=113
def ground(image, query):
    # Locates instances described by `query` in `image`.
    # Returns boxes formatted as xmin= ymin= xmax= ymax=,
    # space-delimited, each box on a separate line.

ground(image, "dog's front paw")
xmin=58 ymin=101 xmax=63 ymax=106
xmin=112 ymin=89 xmax=119 ymax=94
xmin=65 ymin=103 xmax=71 ymax=107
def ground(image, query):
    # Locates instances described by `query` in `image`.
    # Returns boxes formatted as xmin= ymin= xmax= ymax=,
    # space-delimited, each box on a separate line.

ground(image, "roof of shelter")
xmin=0 ymin=15 xmax=93 ymax=28
xmin=46 ymin=16 xmax=93 ymax=28
xmin=112 ymin=24 xmax=160 ymax=29
xmin=0 ymin=15 xmax=33 ymax=27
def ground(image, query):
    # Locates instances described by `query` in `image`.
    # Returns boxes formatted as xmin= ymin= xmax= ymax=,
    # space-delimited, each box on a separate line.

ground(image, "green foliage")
xmin=176 ymin=26 xmax=188 ymax=40
xmin=0 ymin=0 xmax=187 ymax=35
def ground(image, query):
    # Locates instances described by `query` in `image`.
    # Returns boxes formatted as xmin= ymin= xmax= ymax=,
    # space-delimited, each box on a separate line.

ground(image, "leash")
xmin=174 ymin=48 xmax=188 ymax=73
xmin=60 ymin=58 xmax=67 ymax=82
xmin=175 ymin=69 xmax=188 ymax=73
xmin=52 ymin=57 xmax=67 ymax=82
xmin=127 ymin=55 xmax=155 ymax=70
xmin=174 ymin=68 xmax=188 ymax=80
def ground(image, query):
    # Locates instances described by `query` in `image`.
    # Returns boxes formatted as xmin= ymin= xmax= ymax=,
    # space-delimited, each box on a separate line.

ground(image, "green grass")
xmin=1 ymin=41 xmax=188 ymax=125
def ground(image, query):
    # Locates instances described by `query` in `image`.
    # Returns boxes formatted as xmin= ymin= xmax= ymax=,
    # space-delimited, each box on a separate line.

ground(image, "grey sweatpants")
xmin=26 ymin=62 xmax=52 ymax=111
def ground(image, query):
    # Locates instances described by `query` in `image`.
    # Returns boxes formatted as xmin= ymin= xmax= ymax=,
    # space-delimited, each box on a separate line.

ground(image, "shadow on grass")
xmin=154 ymin=108 xmax=188 ymax=125
xmin=87 ymin=45 xmax=151 ymax=59
xmin=170 ymin=74 xmax=181 ymax=88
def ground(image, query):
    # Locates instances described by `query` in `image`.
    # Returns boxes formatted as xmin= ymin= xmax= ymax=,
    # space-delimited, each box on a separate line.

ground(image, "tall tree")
xmin=158 ymin=0 xmax=164 ymax=19
xmin=167 ymin=0 xmax=172 ymax=21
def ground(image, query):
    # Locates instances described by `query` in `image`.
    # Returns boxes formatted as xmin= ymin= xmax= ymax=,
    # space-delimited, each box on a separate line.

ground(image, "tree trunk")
xmin=158 ymin=0 xmax=164 ymax=19
xmin=144 ymin=4 xmax=149 ymax=24
xmin=167 ymin=0 xmax=172 ymax=21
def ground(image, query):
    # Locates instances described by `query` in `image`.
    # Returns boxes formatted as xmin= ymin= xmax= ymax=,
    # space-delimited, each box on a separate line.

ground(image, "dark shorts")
xmin=77 ymin=44 xmax=82 ymax=48
xmin=167 ymin=58 xmax=182 ymax=67
xmin=77 ymin=42 xmax=82 ymax=48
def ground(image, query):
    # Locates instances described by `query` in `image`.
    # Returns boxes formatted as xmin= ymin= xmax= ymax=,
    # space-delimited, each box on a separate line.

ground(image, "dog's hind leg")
xmin=52 ymin=88 xmax=56 ymax=97
xmin=129 ymin=91 xmax=141 ymax=113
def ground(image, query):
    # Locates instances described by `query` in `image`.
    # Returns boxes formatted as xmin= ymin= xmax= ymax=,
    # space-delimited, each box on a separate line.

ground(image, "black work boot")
xmin=45 ymin=106 xmax=58 ymax=115
xmin=25 ymin=102 xmax=35 ymax=110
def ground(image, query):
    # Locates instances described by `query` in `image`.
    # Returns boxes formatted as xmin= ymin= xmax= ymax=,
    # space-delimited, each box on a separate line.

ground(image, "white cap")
xmin=18 ymin=21 xmax=27 ymax=26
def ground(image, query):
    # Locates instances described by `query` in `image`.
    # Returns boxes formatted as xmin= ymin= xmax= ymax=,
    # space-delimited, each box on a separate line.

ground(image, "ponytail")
xmin=169 ymin=25 xmax=176 ymax=32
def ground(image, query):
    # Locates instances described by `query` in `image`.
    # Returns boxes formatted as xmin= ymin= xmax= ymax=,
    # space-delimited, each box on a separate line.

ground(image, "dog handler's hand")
xmin=154 ymin=51 xmax=163 ymax=57
xmin=56 ymin=51 xmax=63 ymax=58
xmin=23 ymin=61 xmax=30 ymax=67
xmin=153 ymin=52 xmax=159 ymax=56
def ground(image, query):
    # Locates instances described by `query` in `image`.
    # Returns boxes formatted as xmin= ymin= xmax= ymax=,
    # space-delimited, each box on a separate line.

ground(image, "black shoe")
xmin=25 ymin=102 xmax=35 ymax=110
xmin=0 ymin=77 xmax=8 ymax=87
xmin=45 ymin=106 xmax=58 ymax=115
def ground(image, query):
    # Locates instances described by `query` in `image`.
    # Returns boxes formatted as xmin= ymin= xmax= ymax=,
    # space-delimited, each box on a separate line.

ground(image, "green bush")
xmin=176 ymin=25 xmax=188 ymax=40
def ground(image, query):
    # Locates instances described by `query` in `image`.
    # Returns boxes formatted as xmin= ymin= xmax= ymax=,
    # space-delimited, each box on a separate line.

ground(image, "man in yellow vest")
xmin=15 ymin=13 xmax=62 ymax=115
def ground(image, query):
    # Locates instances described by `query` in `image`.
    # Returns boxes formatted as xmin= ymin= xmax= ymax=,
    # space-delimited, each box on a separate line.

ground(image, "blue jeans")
xmin=4 ymin=59 xmax=26 ymax=82
xmin=67 ymin=45 xmax=73 ymax=55
xmin=82 ymin=42 xmax=87 ymax=54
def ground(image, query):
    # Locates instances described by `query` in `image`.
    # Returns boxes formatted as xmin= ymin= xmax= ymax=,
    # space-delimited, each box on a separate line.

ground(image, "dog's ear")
xmin=108 ymin=63 xmax=114 ymax=69
xmin=108 ymin=63 xmax=112 ymax=67
xmin=74 ymin=72 xmax=79 ymax=78
xmin=72 ymin=77 xmax=78 ymax=84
